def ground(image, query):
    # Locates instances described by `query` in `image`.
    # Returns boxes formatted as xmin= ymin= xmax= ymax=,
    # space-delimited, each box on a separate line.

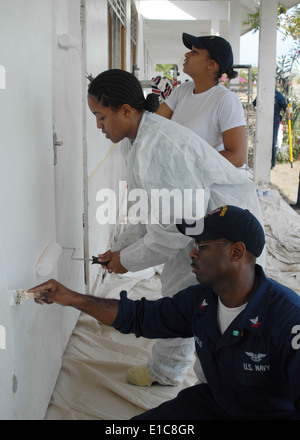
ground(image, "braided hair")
xmin=88 ymin=69 xmax=159 ymax=113
xmin=214 ymin=66 xmax=238 ymax=82
xmin=225 ymin=67 xmax=238 ymax=80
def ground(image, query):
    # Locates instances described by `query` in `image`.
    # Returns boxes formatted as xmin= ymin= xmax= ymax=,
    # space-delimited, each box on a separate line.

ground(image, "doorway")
xmin=52 ymin=0 xmax=87 ymax=293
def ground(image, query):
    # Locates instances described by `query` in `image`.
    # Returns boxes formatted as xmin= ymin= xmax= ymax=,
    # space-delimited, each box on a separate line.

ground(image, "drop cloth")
xmin=44 ymin=272 xmax=197 ymax=420
xmin=258 ymin=188 xmax=300 ymax=295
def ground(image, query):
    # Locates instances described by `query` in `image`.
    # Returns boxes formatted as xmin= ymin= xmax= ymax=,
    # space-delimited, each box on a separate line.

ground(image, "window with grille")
xmin=131 ymin=1 xmax=138 ymax=73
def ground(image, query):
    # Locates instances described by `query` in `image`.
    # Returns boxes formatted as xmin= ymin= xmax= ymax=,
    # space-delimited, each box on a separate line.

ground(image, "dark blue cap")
xmin=182 ymin=33 xmax=234 ymax=74
xmin=177 ymin=205 xmax=265 ymax=257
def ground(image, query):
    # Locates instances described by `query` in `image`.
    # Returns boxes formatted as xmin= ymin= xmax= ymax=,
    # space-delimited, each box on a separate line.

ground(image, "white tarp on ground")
xmin=44 ymin=190 xmax=300 ymax=420
xmin=258 ymin=188 xmax=300 ymax=295
xmin=45 ymin=273 xmax=197 ymax=420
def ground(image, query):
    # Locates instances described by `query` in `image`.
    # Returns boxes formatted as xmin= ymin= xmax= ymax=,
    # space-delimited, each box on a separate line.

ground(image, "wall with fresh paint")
xmin=0 ymin=0 xmax=81 ymax=420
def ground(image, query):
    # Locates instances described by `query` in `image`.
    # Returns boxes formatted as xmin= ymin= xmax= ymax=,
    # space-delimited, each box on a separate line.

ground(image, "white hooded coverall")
xmin=111 ymin=111 xmax=265 ymax=385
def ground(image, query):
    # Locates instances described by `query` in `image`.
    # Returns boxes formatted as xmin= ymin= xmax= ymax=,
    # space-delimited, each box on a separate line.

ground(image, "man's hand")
xmin=29 ymin=279 xmax=119 ymax=325
xmin=28 ymin=279 xmax=76 ymax=306
xmin=98 ymin=250 xmax=128 ymax=274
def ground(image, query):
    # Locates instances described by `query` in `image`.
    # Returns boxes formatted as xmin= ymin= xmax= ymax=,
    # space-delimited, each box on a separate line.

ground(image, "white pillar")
xmin=211 ymin=16 xmax=220 ymax=36
xmin=254 ymin=0 xmax=278 ymax=185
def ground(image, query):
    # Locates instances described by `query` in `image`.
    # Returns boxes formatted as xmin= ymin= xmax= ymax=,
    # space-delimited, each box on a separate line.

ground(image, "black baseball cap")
xmin=177 ymin=205 xmax=265 ymax=257
xmin=182 ymin=33 xmax=234 ymax=74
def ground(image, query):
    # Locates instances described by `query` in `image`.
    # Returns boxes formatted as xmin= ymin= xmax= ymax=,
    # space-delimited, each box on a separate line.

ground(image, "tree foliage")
xmin=276 ymin=43 xmax=300 ymax=97
xmin=280 ymin=5 xmax=300 ymax=41
xmin=243 ymin=4 xmax=300 ymax=41
xmin=276 ymin=44 xmax=300 ymax=143
xmin=155 ymin=64 xmax=174 ymax=79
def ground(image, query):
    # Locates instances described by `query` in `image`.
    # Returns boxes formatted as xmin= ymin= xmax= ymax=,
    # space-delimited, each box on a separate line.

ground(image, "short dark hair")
xmin=88 ymin=69 xmax=159 ymax=112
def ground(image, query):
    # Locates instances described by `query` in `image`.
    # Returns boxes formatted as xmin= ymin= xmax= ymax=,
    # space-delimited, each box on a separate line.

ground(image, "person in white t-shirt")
xmin=157 ymin=33 xmax=246 ymax=168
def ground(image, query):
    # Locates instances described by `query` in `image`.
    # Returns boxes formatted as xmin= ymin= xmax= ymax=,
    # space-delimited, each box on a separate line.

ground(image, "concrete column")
xmin=211 ymin=16 xmax=220 ymax=36
xmin=228 ymin=0 xmax=241 ymax=64
xmin=254 ymin=0 xmax=278 ymax=185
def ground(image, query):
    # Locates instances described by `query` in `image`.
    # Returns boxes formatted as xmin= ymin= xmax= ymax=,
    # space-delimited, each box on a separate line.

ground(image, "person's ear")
xmin=121 ymin=104 xmax=132 ymax=118
xmin=207 ymin=59 xmax=218 ymax=70
xmin=231 ymin=242 xmax=246 ymax=261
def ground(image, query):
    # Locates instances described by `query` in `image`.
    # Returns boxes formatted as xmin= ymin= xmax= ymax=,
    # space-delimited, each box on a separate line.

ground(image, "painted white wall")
xmin=0 ymin=226 xmax=15 ymax=418
xmin=52 ymin=0 xmax=85 ymax=295
xmin=0 ymin=0 xmax=82 ymax=420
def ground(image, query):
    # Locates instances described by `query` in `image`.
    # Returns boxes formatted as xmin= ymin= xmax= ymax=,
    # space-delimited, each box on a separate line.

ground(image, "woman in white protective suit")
xmin=157 ymin=33 xmax=246 ymax=168
xmin=88 ymin=69 xmax=264 ymax=387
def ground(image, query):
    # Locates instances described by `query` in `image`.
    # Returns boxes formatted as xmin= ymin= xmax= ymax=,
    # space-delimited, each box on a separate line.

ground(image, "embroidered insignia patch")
xmin=199 ymin=299 xmax=208 ymax=310
xmin=250 ymin=316 xmax=261 ymax=328
xmin=245 ymin=352 xmax=266 ymax=362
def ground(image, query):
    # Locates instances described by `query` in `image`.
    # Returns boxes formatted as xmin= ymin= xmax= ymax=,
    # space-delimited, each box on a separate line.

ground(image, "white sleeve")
xmin=111 ymin=223 xmax=147 ymax=253
xmin=120 ymin=223 xmax=192 ymax=271
xmin=118 ymin=123 xmax=210 ymax=272
xmin=164 ymin=87 xmax=179 ymax=112
xmin=217 ymin=92 xmax=246 ymax=133
xmin=164 ymin=82 xmax=190 ymax=112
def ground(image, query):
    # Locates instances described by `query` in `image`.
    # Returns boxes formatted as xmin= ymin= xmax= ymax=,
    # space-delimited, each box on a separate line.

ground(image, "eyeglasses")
xmin=193 ymin=241 xmax=227 ymax=252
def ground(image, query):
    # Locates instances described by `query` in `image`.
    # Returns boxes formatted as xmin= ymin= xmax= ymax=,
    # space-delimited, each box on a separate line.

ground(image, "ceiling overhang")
xmin=140 ymin=1 xmax=299 ymax=65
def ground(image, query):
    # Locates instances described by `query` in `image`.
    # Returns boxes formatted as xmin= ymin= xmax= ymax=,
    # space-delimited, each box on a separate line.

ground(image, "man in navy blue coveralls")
xmin=253 ymin=89 xmax=287 ymax=168
xmin=30 ymin=205 xmax=300 ymax=420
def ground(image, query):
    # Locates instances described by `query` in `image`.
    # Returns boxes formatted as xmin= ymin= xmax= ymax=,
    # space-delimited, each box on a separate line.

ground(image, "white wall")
xmin=52 ymin=0 xmax=85 ymax=293
xmin=0 ymin=0 xmax=80 ymax=420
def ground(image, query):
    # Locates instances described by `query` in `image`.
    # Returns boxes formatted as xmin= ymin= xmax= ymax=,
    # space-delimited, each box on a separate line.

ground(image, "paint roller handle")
xmin=91 ymin=256 xmax=110 ymax=265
